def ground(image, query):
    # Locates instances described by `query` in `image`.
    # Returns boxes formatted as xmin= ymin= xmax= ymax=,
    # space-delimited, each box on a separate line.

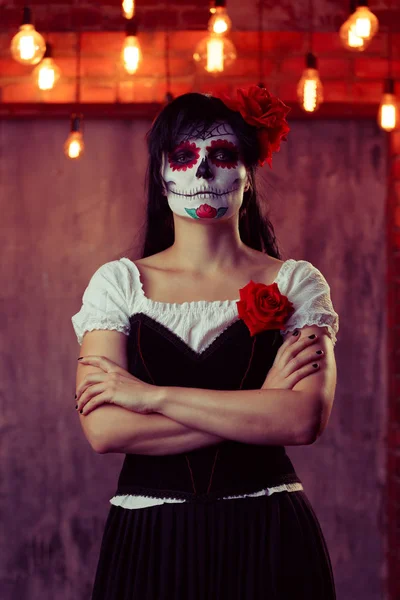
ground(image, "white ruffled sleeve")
xmin=71 ymin=260 xmax=133 ymax=345
xmin=280 ymin=260 xmax=339 ymax=347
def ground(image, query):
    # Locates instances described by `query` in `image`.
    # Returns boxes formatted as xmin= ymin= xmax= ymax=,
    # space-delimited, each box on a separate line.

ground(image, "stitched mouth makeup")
xmin=171 ymin=187 xmax=240 ymax=199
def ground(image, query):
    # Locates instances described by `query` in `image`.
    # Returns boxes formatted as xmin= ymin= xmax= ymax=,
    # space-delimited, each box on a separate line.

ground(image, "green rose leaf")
xmin=185 ymin=208 xmax=199 ymax=219
xmin=216 ymin=207 xmax=228 ymax=218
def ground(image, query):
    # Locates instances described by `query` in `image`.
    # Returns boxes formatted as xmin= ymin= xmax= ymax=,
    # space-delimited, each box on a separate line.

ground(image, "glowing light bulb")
xmin=339 ymin=18 xmax=369 ymax=52
xmin=122 ymin=35 xmax=142 ymax=74
xmin=11 ymin=23 xmax=46 ymax=65
xmin=297 ymin=53 xmax=323 ymax=112
xmin=121 ymin=18 xmax=142 ymax=74
xmin=33 ymin=44 xmax=61 ymax=90
xmin=122 ymin=0 xmax=135 ymax=20
xmin=348 ymin=5 xmax=378 ymax=42
xmin=207 ymin=36 xmax=224 ymax=71
xmin=378 ymin=80 xmax=399 ymax=132
xmin=208 ymin=7 xmax=232 ymax=35
xmin=64 ymin=116 xmax=85 ymax=159
xmin=193 ymin=34 xmax=236 ymax=74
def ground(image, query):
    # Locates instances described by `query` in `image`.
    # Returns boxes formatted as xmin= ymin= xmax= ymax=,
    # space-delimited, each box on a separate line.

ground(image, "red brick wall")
xmin=387 ymin=128 xmax=400 ymax=600
xmin=0 ymin=1 xmax=399 ymax=106
xmin=0 ymin=1 xmax=209 ymax=32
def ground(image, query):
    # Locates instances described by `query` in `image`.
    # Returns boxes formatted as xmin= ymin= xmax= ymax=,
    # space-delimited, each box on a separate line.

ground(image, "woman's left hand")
xmin=75 ymin=355 xmax=162 ymax=416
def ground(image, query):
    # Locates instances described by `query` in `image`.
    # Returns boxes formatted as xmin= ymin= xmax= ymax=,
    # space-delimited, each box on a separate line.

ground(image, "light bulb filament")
xmin=207 ymin=37 xmax=224 ymax=72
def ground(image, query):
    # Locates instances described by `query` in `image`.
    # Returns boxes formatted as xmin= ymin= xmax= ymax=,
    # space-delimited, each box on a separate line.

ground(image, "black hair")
xmin=130 ymin=92 xmax=282 ymax=260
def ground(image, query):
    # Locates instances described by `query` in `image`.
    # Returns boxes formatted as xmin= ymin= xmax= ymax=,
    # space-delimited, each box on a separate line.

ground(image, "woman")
xmin=72 ymin=85 xmax=339 ymax=599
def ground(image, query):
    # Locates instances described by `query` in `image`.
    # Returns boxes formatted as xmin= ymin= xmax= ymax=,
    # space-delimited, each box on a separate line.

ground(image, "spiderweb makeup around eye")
xmin=175 ymin=121 xmax=235 ymax=144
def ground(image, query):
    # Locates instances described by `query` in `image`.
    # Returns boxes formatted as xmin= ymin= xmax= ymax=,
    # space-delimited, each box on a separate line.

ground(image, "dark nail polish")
xmin=75 ymin=405 xmax=78 ymax=409
xmin=292 ymin=330 xmax=299 ymax=336
xmin=308 ymin=334 xmax=316 ymax=339
xmin=316 ymin=350 xmax=322 ymax=354
xmin=77 ymin=357 xmax=83 ymax=361
xmin=80 ymin=409 xmax=83 ymax=414
xmin=312 ymin=363 xmax=318 ymax=368
xmin=75 ymin=394 xmax=77 ymax=399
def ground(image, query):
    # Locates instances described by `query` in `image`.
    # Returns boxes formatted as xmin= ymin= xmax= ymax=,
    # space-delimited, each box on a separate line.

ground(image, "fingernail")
xmin=75 ymin=394 xmax=77 ymax=399
xmin=292 ymin=330 xmax=299 ymax=336
xmin=80 ymin=409 xmax=83 ymax=414
xmin=75 ymin=405 xmax=78 ymax=409
xmin=308 ymin=334 xmax=316 ymax=339
xmin=77 ymin=357 xmax=83 ymax=361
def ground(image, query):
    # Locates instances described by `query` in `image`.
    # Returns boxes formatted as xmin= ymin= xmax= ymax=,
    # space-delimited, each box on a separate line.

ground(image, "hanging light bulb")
xmin=208 ymin=0 xmax=232 ymax=35
xmin=193 ymin=33 xmax=236 ymax=74
xmin=347 ymin=0 xmax=379 ymax=43
xmin=10 ymin=6 xmax=46 ymax=65
xmin=339 ymin=18 xmax=370 ymax=51
xmin=378 ymin=78 xmax=399 ymax=132
xmin=32 ymin=43 xmax=61 ymax=90
xmin=64 ymin=115 xmax=85 ymax=160
xmin=122 ymin=0 xmax=135 ymax=20
xmin=339 ymin=0 xmax=369 ymax=51
xmin=121 ymin=17 xmax=142 ymax=74
xmin=297 ymin=52 xmax=324 ymax=112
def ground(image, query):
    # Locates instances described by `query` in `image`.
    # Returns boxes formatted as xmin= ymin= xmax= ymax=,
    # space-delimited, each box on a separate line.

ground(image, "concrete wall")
xmin=0 ymin=116 xmax=387 ymax=599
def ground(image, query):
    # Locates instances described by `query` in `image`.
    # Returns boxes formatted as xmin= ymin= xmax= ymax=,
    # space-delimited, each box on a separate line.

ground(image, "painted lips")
xmin=185 ymin=204 xmax=228 ymax=219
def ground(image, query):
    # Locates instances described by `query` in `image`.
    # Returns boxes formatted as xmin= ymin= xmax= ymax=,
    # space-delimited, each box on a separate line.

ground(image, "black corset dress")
xmin=115 ymin=313 xmax=302 ymax=503
xmin=71 ymin=257 xmax=339 ymax=600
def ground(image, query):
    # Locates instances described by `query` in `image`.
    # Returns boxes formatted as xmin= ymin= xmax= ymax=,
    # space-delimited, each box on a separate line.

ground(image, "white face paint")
xmin=161 ymin=122 xmax=249 ymax=221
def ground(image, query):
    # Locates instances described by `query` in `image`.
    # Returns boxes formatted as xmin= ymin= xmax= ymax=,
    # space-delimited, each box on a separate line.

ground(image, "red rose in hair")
xmin=237 ymin=280 xmax=294 ymax=337
xmin=216 ymin=85 xmax=291 ymax=168
xmin=196 ymin=204 xmax=217 ymax=218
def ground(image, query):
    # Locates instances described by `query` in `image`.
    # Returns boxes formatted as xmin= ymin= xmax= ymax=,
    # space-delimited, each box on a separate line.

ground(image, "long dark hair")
xmin=133 ymin=92 xmax=282 ymax=260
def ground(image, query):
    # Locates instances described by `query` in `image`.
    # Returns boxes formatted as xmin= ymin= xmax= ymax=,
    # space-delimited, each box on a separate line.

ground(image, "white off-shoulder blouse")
xmin=71 ymin=256 xmax=339 ymax=510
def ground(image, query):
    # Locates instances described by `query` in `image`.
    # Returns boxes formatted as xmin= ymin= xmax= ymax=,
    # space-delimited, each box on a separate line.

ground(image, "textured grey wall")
xmin=0 ymin=117 xmax=387 ymax=599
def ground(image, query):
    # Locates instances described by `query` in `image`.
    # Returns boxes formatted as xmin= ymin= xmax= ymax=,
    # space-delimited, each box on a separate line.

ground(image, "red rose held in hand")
xmin=237 ymin=280 xmax=295 ymax=336
xmin=196 ymin=204 xmax=217 ymax=219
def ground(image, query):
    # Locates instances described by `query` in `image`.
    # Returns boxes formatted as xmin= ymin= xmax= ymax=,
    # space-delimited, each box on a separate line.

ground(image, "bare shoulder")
xmin=244 ymin=249 xmax=286 ymax=283
xmin=134 ymin=252 xmax=169 ymax=270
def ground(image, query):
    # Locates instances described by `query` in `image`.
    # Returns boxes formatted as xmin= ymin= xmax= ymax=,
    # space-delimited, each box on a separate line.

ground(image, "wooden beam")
xmin=0 ymin=101 xmax=384 ymax=120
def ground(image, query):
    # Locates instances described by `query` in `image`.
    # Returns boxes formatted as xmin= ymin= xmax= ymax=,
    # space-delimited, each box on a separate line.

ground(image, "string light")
xmin=65 ymin=30 xmax=84 ymax=159
xmin=347 ymin=0 xmax=379 ymax=43
xmin=297 ymin=52 xmax=323 ymax=112
xmin=378 ymin=79 xmax=399 ymax=132
xmin=193 ymin=33 xmax=236 ymax=74
xmin=32 ymin=43 xmax=61 ymax=90
xmin=64 ymin=114 xmax=85 ymax=159
xmin=121 ymin=17 xmax=142 ymax=74
xmin=122 ymin=0 xmax=135 ymax=20
xmin=378 ymin=2 xmax=398 ymax=132
xmin=297 ymin=0 xmax=323 ymax=112
xmin=10 ymin=6 xmax=46 ymax=65
xmin=339 ymin=0 xmax=369 ymax=52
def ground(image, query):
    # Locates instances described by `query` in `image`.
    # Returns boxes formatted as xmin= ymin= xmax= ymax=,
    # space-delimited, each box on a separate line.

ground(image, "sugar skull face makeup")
xmin=161 ymin=122 xmax=249 ymax=220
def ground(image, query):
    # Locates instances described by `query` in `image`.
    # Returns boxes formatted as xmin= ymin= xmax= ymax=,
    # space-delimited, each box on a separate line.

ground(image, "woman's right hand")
xmin=262 ymin=330 xmax=324 ymax=390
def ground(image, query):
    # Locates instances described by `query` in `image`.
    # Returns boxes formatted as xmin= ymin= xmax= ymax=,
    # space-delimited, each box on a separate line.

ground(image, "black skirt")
xmin=90 ymin=490 xmax=336 ymax=600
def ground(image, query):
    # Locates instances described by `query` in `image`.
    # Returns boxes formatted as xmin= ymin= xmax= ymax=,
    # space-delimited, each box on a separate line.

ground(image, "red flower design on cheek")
xmin=206 ymin=139 xmax=239 ymax=169
xmin=168 ymin=141 xmax=200 ymax=172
